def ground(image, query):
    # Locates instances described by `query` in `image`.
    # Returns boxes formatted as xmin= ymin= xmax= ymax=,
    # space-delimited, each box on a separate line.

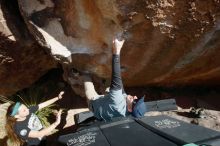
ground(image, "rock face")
xmin=0 ymin=0 xmax=56 ymax=95
xmin=17 ymin=0 xmax=220 ymax=86
xmin=1 ymin=0 xmax=220 ymax=95
xmin=0 ymin=103 xmax=10 ymax=139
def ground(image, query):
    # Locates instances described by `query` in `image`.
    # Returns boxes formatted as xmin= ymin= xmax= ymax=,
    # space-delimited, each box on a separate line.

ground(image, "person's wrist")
xmin=54 ymin=121 xmax=59 ymax=126
xmin=112 ymin=49 xmax=120 ymax=55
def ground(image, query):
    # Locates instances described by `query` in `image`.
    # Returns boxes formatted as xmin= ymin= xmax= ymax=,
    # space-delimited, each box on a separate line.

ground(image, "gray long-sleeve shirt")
xmin=91 ymin=89 xmax=127 ymax=121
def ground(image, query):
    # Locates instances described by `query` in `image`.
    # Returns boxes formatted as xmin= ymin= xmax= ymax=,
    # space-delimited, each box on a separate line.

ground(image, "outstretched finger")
xmin=59 ymin=91 xmax=64 ymax=95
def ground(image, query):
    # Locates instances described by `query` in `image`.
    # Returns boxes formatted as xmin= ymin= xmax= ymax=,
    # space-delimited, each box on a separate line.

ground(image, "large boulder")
xmin=1 ymin=0 xmax=220 ymax=96
xmin=0 ymin=0 xmax=57 ymax=96
xmin=17 ymin=0 xmax=220 ymax=88
xmin=0 ymin=103 xmax=10 ymax=139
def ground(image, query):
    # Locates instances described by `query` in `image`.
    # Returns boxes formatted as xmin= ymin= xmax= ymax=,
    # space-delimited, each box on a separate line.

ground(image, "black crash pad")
xmin=145 ymin=98 xmax=177 ymax=112
xmin=100 ymin=118 xmax=178 ymax=146
xmin=58 ymin=127 xmax=110 ymax=146
xmin=74 ymin=111 xmax=95 ymax=125
xmin=59 ymin=117 xmax=178 ymax=146
xmin=197 ymin=138 xmax=220 ymax=146
xmin=137 ymin=115 xmax=220 ymax=145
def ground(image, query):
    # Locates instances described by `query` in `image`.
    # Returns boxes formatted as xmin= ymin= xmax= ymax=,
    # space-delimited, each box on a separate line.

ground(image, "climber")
xmin=82 ymin=38 xmax=147 ymax=121
xmin=5 ymin=91 xmax=64 ymax=146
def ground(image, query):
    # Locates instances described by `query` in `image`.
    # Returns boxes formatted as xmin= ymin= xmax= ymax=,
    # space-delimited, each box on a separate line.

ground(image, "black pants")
xmin=110 ymin=55 xmax=125 ymax=94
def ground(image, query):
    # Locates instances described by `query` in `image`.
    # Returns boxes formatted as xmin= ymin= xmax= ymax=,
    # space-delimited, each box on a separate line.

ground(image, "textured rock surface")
xmin=1 ymin=0 xmax=220 ymax=96
xmin=0 ymin=103 xmax=10 ymax=139
xmin=17 ymin=0 xmax=220 ymax=88
xmin=0 ymin=0 xmax=57 ymax=95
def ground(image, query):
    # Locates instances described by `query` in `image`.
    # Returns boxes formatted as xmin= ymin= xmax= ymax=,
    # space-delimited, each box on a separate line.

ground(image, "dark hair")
xmin=5 ymin=103 xmax=24 ymax=145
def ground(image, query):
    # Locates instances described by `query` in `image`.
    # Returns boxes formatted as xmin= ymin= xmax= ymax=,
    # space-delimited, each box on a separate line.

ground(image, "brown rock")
xmin=17 ymin=0 xmax=220 ymax=90
xmin=0 ymin=0 xmax=57 ymax=96
xmin=0 ymin=103 xmax=10 ymax=139
xmin=1 ymin=0 xmax=220 ymax=96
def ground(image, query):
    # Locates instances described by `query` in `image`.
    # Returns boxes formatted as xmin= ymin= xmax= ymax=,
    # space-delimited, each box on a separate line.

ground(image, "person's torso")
xmin=15 ymin=107 xmax=43 ymax=145
xmin=92 ymin=89 xmax=127 ymax=121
